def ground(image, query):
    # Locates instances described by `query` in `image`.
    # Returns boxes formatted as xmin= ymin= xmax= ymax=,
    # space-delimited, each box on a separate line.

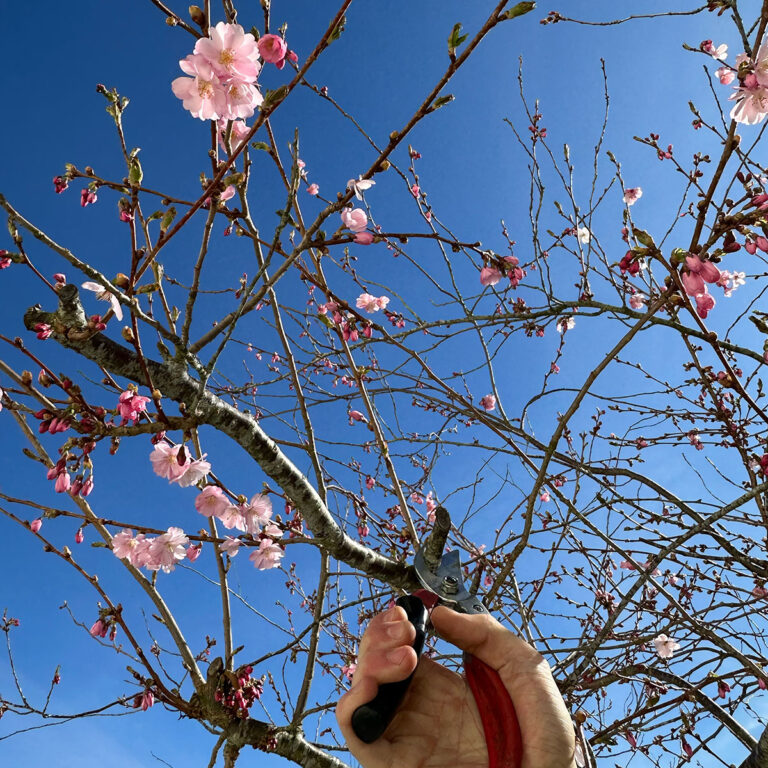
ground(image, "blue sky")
xmin=1 ymin=1 xmax=766 ymax=767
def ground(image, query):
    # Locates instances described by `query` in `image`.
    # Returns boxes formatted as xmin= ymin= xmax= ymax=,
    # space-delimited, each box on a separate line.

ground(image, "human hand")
xmin=336 ymin=604 xmax=576 ymax=768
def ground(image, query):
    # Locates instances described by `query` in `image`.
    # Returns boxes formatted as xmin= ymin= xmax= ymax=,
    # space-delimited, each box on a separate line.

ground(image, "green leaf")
xmin=447 ymin=23 xmax=468 ymax=54
xmin=261 ymin=85 xmax=289 ymax=112
xmin=129 ymin=158 xmax=143 ymax=186
xmin=317 ymin=313 xmax=334 ymax=329
xmin=430 ymin=94 xmax=455 ymax=112
xmin=634 ymin=229 xmax=655 ymax=248
xmin=504 ymin=1 xmax=536 ymax=19
xmin=750 ymin=314 xmax=768 ymax=334
xmin=147 ymin=210 xmax=164 ymax=222
xmin=250 ymin=141 xmax=271 ymax=152
xmin=160 ymin=207 xmax=177 ymax=234
xmin=329 ymin=16 xmax=346 ymax=42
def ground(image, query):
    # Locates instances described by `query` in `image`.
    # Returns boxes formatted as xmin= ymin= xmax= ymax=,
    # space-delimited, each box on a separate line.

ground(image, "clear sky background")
xmin=1 ymin=1 xmax=764 ymax=766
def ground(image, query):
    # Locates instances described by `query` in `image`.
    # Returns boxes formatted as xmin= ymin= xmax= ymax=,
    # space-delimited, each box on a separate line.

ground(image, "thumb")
xmin=429 ymin=605 xmax=543 ymax=672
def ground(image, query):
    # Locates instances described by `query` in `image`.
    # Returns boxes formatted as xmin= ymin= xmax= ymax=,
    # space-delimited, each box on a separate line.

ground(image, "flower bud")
xmin=188 ymin=4 xmax=206 ymax=26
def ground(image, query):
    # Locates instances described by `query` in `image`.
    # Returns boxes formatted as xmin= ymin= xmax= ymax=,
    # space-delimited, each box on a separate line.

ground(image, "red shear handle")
xmin=464 ymin=652 xmax=523 ymax=768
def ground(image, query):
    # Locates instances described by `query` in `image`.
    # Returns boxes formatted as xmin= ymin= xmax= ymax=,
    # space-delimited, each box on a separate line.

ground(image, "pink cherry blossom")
xmin=249 ymin=538 xmax=284 ymax=570
xmin=81 ymin=282 xmax=123 ymax=321
xmin=701 ymin=40 xmax=727 ymax=60
xmin=195 ymin=22 xmax=261 ymax=81
xmin=716 ymin=66 xmax=736 ymax=85
xmin=217 ymin=118 xmax=251 ymax=152
xmin=34 ymin=322 xmax=52 ymax=339
xmin=558 ymin=317 xmax=575 ymax=333
xmin=243 ymin=493 xmax=273 ymax=533
xmin=752 ymin=585 xmax=768 ymax=598
xmin=222 ymin=78 xmax=263 ymax=119
xmin=695 ymin=291 xmax=715 ymax=319
xmin=480 ymin=266 xmax=502 ymax=287
xmin=175 ymin=456 xmax=212 ymax=488
xmin=258 ymin=34 xmax=287 ymax=64
xmin=53 ymin=175 xmax=69 ymax=194
xmin=356 ymin=293 xmax=390 ymax=313
xmin=218 ymin=503 xmax=245 ymax=531
xmin=172 ymin=55 xmax=228 ymax=120
xmin=623 ymin=187 xmax=642 ymax=205
xmin=111 ymin=529 xmax=136 ymax=560
xmin=354 ymin=231 xmax=374 ymax=245
xmin=540 ymin=491 xmax=550 ymax=502
xmin=653 ymin=633 xmax=680 ymax=659
xmin=479 ymin=394 xmax=496 ymax=411
xmin=219 ymin=536 xmax=242 ymax=557
xmin=307 ymin=183 xmax=319 ymax=196
xmin=117 ymin=390 xmax=150 ymax=425
xmin=365 ymin=476 xmax=376 ymax=490
xmin=341 ymin=207 xmax=368 ymax=233
xmin=263 ymin=522 xmax=282 ymax=539
xmin=81 ymin=189 xmax=97 ymax=207
xmin=348 ymin=410 xmax=367 ymax=425
xmin=717 ymin=269 xmax=746 ymax=297
xmin=220 ymin=185 xmax=236 ymax=202
xmin=341 ymin=662 xmax=357 ymax=680
xmin=0 ymin=254 xmax=11 ymax=269
xmin=150 ymin=443 xmax=191 ymax=482
xmin=347 ymin=177 xmax=376 ymax=200
xmin=186 ymin=544 xmax=202 ymax=562
xmin=730 ymin=73 xmax=768 ymax=124
xmin=195 ymin=485 xmax=230 ymax=518
xmin=30 ymin=518 xmax=42 ymax=533
xmin=147 ymin=527 xmax=189 ymax=573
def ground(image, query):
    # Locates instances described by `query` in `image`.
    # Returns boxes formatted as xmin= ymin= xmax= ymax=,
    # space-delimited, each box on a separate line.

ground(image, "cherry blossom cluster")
xmin=214 ymin=663 xmax=264 ymax=719
xmin=479 ymin=254 xmax=525 ymax=288
xmin=112 ymin=526 xmax=190 ymax=573
xmin=708 ymin=36 xmax=768 ymax=124
xmin=172 ymin=23 xmax=293 ymax=121
xmin=680 ymin=253 xmax=721 ymax=319
xmin=195 ymin=486 xmax=285 ymax=569
xmin=318 ymin=300 xmax=374 ymax=341
xmin=117 ymin=389 xmax=150 ymax=425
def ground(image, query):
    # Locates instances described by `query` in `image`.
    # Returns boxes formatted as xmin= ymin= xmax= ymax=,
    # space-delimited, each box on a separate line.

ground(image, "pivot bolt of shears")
xmin=441 ymin=575 xmax=459 ymax=594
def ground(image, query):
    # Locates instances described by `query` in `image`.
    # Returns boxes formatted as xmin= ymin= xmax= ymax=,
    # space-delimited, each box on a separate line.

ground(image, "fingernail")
xmin=386 ymin=647 xmax=408 ymax=665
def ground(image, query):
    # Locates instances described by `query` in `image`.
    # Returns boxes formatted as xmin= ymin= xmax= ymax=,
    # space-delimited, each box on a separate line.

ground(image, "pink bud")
xmin=354 ymin=231 xmax=374 ymax=245
xmin=258 ymin=34 xmax=288 ymax=64
xmin=89 ymin=619 xmax=104 ymax=637
xmin=30 ymin=518 xmax=43 ymax=533
xmin=54 ymin=472 xmax=71 ymax=493
xmin=80 ymin=479 xmax=94 ymax=497
xmin=75 ymin=528 xmax=84 ymax=544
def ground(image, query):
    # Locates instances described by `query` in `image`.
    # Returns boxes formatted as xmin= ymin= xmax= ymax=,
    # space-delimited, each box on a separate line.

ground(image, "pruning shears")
xmin=351 ymin=508 xmax=523 ymax=768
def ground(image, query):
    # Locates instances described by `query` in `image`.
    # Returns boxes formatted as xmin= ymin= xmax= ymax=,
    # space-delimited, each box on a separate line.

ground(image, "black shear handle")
xmin=350 ymin=594 xmax=428 ymax=743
